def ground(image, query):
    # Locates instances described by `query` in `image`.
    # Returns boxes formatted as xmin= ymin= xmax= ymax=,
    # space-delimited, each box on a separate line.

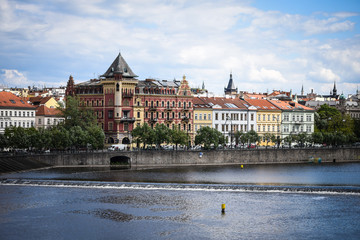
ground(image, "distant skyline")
xmin=0 ymin=0 xmax=359 ymax=96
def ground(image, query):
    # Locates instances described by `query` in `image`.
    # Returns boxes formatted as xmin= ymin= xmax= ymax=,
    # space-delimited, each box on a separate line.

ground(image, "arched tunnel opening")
xmin=110 ymin=156 xmax=131 ymax=169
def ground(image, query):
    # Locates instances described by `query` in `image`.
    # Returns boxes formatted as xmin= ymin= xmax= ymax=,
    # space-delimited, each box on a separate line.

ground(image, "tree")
xmin=195 ymin=126 xmax=224 ymax=150
xmin=234 ymin=131 xmax=243 ymax=147
xmin=86 ymin=125 xmax=105 ymax=150
xmin=284 ymin=135 xmax=295 ymax=148
xmin=263 ymin=133 xmax=274 ymax=148
xmin=246 ymin=130 xmax=260 ymax=145
xmin=131 ymin=123 xmax=155 ymax=149
xmin=295 ymin=132 xmax=308 ymax=148
xmin=58 ymin=96 xmax=97 ymax=130
xmin=170 ymin=128 xmax=188 ymax=150
xmin=311 ymin=132 xmax=324 ymax=145
xmin=154 ymin=124 xmax=171 ymax=148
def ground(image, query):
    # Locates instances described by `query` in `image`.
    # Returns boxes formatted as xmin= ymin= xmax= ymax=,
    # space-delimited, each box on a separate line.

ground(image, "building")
xmin=28 ymin=96 xmax=60 ymax=109
xmin=269 ymin=100 xmax=315 ymax=140
xmin=0 ymin=91 xmax=36 ymax=134
xmin=199 ymin=96 xmax=257 ymax=146
xmin=66 ymin=53 xmax=194 ymax=144
xmin=244 ymin=99 xmax=281 ymax=146
xmin=35 ymin=105 xmax=64 ymax=129
xmin=193 ymin=97 xmax=213 ymax=132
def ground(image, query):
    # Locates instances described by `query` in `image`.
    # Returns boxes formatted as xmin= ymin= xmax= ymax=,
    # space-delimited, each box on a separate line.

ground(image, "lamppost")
xmin=226 ymin=115 xmax=233 ymax=149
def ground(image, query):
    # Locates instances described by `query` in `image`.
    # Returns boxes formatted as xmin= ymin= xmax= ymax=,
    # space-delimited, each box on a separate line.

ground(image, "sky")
xmin=1 ymin=0 xmax=360 ymax=96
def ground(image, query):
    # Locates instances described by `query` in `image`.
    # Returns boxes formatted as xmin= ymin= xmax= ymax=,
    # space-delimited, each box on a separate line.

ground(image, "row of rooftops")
xmin=0 ymin=91 xmax=62 ymax=117
xmin=193 ymin=96 xmax=314 ymax=111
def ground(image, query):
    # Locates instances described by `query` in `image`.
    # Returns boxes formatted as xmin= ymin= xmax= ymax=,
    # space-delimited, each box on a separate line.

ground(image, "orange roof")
xmin=36 ymin=105 xmax=63 ymax=116
xmin=244 ymin=99 xmax=280 ymax=111
xmin=28 ymin=96 xmax=52 ymax=105
xmin=0 ymin=91 xmax=35 ymax=109
xmin=269 ymin=100 xmax=314 ymax=111
xmin=243 ymin=93 xmax=267 ymax=99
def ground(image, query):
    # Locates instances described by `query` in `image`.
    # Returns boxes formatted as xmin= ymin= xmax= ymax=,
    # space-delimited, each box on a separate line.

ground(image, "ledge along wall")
xmin=1 ymin=148 xmax=359 ymax=173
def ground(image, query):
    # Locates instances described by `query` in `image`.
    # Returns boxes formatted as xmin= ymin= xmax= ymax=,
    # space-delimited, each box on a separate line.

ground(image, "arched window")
xmin=178 ymin=102 xmax=181 ymax=108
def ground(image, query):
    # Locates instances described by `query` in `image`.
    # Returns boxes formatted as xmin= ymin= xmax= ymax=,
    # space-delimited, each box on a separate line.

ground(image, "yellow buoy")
xmin=241 ymin=165 xmax=244 ymax=169
xmin=221 ymin=204 xmax=226 ymax=213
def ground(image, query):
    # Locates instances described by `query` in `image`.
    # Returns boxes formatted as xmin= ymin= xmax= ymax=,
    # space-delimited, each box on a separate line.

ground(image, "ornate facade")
xmin=66 ymin=53 xmax=194 ymax=144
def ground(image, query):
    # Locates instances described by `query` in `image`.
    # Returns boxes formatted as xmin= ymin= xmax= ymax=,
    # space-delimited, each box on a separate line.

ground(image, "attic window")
xmin=20 ymin=100 xmax=25 ymax=104
xmin=124 ymin=67 xmax=127 ymax=73
xmin=10 ymin=100 xmax=16 ymax=104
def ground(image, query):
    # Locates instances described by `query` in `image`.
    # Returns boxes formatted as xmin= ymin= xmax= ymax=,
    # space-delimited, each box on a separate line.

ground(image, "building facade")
xmin=270 ymin=100 xmax=315 ymax=140
xmin=244 ymin=99 xmax=281 ymax=146
xmin=0 ymin=91 xmax=36 ymax=134
xmin=66 ymin=53 xmax=194 ymax=144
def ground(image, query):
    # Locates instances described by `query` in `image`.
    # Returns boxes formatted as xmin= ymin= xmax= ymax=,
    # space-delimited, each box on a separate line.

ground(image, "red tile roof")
xmin=244 ymin=99 xmax=280 ymax=111
xmin=269 ymin=100 xmax=314 ymax=111
xmin=29 ymin=96 xmax=52 ymax=105
xmin=36 ymin=105 xmax=63 ymax=116
xmin=0 ymin=91 xmax=35 ymax=109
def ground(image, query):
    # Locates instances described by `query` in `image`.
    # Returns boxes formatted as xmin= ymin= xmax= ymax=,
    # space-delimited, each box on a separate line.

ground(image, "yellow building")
xmin=29 ymin=96 xmax=60 ymax=109
xmin=193 ymin=97 xmax=213 ymax=133
xmin=244 ymin=99 xmax=281 ymax=146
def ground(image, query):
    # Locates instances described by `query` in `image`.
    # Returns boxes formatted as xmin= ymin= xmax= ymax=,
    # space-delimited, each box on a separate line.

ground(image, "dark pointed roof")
xmin=224 ymin=73 xmax=237 ymax=94
xmin=101 ymin=53 xmax=138 ymax=78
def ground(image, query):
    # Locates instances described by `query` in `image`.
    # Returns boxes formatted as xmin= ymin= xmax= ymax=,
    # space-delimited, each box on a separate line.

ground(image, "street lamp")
xmin=226 ymin=115 xmax=233 ymax=149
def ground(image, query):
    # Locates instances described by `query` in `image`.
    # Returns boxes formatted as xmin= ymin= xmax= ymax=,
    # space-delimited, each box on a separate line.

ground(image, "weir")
xmin=1 ymin=147 xmax=360 ymax=173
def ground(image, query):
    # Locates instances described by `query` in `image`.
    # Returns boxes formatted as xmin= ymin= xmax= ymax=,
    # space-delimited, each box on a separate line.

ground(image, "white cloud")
xmin=0 ymin=69 xmax=29 ymax=86
xmin=308 ymin=67 xmax=340 ymax=83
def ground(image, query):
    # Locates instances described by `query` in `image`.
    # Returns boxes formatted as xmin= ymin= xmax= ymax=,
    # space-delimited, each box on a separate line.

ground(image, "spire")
xmin=301 ymin=84 xmax=304 ymax=95
xmin=333 ymin=81 xmax=337 ymax=96
xmin=202 ymin=81 xmax=205 ymax=90
xmin=224 ymin=72 xmax=237 ymax=95
xmin=101 ymin=52 xmax=138 ymax=78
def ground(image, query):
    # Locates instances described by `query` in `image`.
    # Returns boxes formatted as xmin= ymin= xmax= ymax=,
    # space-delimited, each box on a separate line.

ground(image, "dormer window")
xmin=124 ymin=67 xmax=127 ymax=73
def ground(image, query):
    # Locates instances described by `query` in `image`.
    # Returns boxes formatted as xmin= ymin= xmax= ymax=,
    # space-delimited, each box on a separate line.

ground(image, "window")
xmin=251 ymin=114 xmax=254 ymax=121
xmin=108 ymin=122 xmax=113 ymax=131
xmin=258 ymin=114 xmax=261 ymax=121
xmin=222 ymin=124 xmax=225 ymax=131
xmin=162 ymin=101 xmax=164 ymax=107
xmin=108 ymin=110 xmax=114 ymax=119
xmin=137 ymin=112 xmax=140 ymax=118
xmin=199 ymin=114 xmax=202 ymax=120
xmin=306 ymin=115 xmax=311 ymax=121
xmin=47 ymin=119 xmax=51 ymax=125
xmin=284 ymin=114 xmax=289 ymax=121
xmin=222 ymin=113 xmax=225 ymax=120
xmin=208 ymin=114 xmax=211 ymax=120
xmin=124 ymin=122 xmax=129 ymax=131
xmin=267 ymin=115 xmax=270 ymax=121
xmin=204 ymin=114 xmax=207 ymax=120
xmin=268 ymin=126 xmax=270 ymax=132
xmin=215 ymin=124 xmax=218 ymax=130
xmin=162 ymin=112 xmax=164 ymax=118
xmin=258 ymin=125 xmax=261 ymax=132
xmin=9 ymin=111 xmax=12 ymax=116
xmin=215 ymin=113 xmax=218 ymax=120
xmin=178 ymin=102 xmax=181 ymax=108
xmin=263 ymin=126 xmax=265 ymax=132
xmin=38 ymin=119 xmax=41 ymax=124
xmin=307 ymin=125 xmax=311 ymax=132
xmin=263 ymin=115 xmax=265 ymax=121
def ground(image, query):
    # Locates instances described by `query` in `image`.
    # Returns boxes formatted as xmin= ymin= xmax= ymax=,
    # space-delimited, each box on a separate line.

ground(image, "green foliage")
xmin=195 ymin=126 xmax=225 ymax=150
xmin=171 ymin=128 xmax=189 ymax=149
xmin=315 ymin=104 xmax=354 ymax=134
xmin=311 ymin=132 xmax=323 ymax=144
xmin=246 ymin=130 xmax=260 ymax=144
xmin=154 ymin=124 xmax=171 ymax=147
xmin=263 ymin=133 xmax=274 ymax=147
xmin=1 ymin=96 xmax=105 ymax=151
xmin=234 ymin=131 xmax=243 ymax=146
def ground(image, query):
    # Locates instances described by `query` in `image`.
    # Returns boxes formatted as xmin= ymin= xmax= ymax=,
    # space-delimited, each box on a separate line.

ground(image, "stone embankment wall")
xmin=1 ymin=148 xmax=360 ymax=173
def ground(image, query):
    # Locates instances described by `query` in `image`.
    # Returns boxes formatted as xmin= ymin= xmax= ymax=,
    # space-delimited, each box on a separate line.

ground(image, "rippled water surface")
xmin=1 ymin=163 xmax=360 ymax=239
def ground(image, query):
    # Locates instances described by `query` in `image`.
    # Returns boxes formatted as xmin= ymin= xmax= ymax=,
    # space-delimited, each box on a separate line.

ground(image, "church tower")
xmin=224 ymin=72 xmax=238 ymax=95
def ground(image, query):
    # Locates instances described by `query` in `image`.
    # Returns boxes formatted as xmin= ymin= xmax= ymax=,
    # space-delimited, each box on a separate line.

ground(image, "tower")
xmin=224 ymin=72 xmax=238 ymax=95
xmin=333 ymin=81 xmax=337 ymax=97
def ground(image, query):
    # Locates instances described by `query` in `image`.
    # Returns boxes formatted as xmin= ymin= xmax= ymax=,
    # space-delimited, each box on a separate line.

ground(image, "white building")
xmin=199 ymin=97 xmax=257 ymax=145
xmin=0 ymin=91 xmax=36 ymax=134
xmin=270 ymin=100 xmax=315 ymax=139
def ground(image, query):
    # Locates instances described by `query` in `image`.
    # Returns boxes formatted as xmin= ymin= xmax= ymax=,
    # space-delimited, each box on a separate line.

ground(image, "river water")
xmin=1 ymin=163 xmax=360 ymax=239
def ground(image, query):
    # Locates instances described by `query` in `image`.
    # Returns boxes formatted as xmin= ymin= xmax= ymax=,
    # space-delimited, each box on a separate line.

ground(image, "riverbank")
xmin=1 ymin=147 xmax=360 ymax=174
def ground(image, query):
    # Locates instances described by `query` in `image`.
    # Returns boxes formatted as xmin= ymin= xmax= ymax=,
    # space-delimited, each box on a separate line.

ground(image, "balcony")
xmin=149 ymin=118 xmax=158 ymax=123
xmin=148 ymin=106 xmax=157 ymax=111
xmin=120 ymin=117 xmax=135 ymax=123
xmin=122 ymin=92 xmax=133 ymax=98
xmin=181 ymin=116 xmax=189 ymax=123
xmin=181 ymin=107 xmax=191 ymax=112
xmin=165 ymin=107 xmax=173 ymax=111
xmin=165 ymin=118 xmax=173 ymax=123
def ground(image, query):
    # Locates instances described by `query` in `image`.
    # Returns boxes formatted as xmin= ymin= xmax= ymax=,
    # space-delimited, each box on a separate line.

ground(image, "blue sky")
xmin=0 ymin=0 xmax=359 ymax=96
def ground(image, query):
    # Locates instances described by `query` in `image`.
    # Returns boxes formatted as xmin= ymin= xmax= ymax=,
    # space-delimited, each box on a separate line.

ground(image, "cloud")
xmin=0 ymin=69 xmax=29 ymax=86
xmin=308 ymin=67 xmax=340 ymax=83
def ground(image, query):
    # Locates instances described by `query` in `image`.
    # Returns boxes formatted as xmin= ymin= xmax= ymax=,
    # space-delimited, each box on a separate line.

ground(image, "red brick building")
xmin=66 ymin=53 xmax=194 ymax=144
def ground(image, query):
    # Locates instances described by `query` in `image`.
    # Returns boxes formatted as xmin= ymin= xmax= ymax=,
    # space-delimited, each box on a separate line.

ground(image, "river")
xmin=1 ymin=163 xmax=360 ymax=239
